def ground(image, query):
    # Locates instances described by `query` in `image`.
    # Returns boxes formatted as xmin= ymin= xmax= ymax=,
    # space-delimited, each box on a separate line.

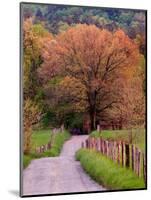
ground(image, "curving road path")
xmin=23 ymin=135 xmax=105 ymax=196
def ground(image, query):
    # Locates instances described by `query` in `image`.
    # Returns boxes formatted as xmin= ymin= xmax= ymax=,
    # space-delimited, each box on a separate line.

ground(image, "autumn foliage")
xmin=40 ymin=24 xmax=142 ymax=130
xmin=23 ymin=17 xmax=145 ymax=141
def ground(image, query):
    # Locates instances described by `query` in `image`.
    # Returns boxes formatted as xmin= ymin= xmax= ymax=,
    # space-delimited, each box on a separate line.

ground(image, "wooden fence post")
xmin=91 ymin=137 xmax=94 ymax=149
xmin=121 ymin=142 xmax=124 ymax=166
xmin=48 ymin=143 xmax=50 ymax=149
xmin=40 ymin=146 xmax=42 ymax=153
xmin=94 ymin=138 xmax=96 ymax=150
xmin=105 ymin=140 xmax=107 ymax=155
xmin=109 ymin=141 xmax=111 ymax=157
xmin=131 ymin=145 xmax=135 ymax=171
xmin=109 ymin=141 xmax=112 ymax=159
xmin=108 ymin=141 xmax=110 ymax=158
xmin=88 ymin=138 xmax=90 ymax=148
xmin=97 ymin=139 xmax=100 ymax=151
xmin=113 ymin=141 xmax=116 ymax=162
xmin=110 ymin=141 xmax=113 ymax=160
xmin=102 ymin=140 xmax=105 ymax=154
xmin=135 ymin=147 xmax=138 ymax=174
xmin=100 ymin=138 xmax=102 ymax=153
xmin=117 ymin=141 xmax=121 ymax=164
xmin=143 ymin=153 xmax=146 ymax=183
xmin=125 ymin=143 xmax=130 ymax=168
xmin=96 ymin=139 xmax=100 ymax=151
xmin=106 ymin=140 xmax=109 ymax=156
xmin=137 ymin=150 xmax=141 ymax=177
xmin=89 ymin=138 xmax=91 ymax=148
xmin=85 ymin=139 xmax=88 ymax=148
xmin=92 ymin=137 xmax=95 ymax=149
xmin=104 ymin=140 xmax=106 ymax=155
xmin=91 ymin=138 xmax=93 ymax=149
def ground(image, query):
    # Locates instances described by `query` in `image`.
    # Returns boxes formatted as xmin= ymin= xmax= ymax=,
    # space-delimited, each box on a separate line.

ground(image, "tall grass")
xmin=76 ymin=148 xmax=145 ymax=190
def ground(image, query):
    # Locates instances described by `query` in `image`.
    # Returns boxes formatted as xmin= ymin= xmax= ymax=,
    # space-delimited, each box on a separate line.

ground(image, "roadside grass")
xmin=31 ymin=129 xmax=51 ymax=150
xmin=42 ymin=131 xmax=70 ymax=157
xmin=23 ymin=130 xmax=70 ymax=168
xmin=90 ymin=129 xmax=146 ymax=152
xmin=23 ymin=154 xmax=32 ymax=169
xmin=76 ymin=148 xmax=145 ymax=190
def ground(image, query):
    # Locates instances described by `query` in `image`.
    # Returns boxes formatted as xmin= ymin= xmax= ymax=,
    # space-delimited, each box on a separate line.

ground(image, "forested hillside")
xmin=23 ymin=4 xmax=146 ymax=55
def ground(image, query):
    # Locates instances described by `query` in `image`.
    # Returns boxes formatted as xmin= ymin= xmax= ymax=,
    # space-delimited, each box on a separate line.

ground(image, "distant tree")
xmin=36 ymin=8 xmax=43 ymax=19
xmin=23 ymin=18 xmax=53 ymax=100
xmin=108 ymin=74 xmax=145 ymax=128
xmin=23 ymin=18 xmax=53 ymax=151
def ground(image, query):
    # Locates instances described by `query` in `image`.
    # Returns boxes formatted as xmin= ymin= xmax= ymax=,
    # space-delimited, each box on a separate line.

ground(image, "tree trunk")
xmin=87 ymin=90 xmax=97 ymax=131
xmin=89 ymin=109 xmax=96 ymax=131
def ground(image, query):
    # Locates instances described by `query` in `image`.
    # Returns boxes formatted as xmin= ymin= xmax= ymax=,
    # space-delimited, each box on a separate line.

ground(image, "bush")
xmin=76 ymin=148 xmax=145 ymax=190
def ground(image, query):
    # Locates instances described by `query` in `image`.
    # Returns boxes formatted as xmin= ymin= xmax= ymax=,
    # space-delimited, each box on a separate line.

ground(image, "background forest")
xmin=22 ymin=3 xmax=146 ymax=154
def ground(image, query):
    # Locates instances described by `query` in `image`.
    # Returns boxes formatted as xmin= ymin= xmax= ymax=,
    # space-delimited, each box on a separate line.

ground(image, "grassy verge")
xmin=23 ymin=130 xmax=70 ymax=168
xmin=42 ymin=130 xmax=70 ymax=157
xmin=76 ymin=148 xmax=145 ymax=190
xmin=90 ymin=129 xmax=145 ymax=152
xmin=23 ymin=154 xmax=32 ymax=169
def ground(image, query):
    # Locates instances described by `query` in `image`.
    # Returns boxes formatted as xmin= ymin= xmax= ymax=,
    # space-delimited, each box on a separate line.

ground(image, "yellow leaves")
xmin=23 ymin=18 xmax=54 ymax=90
xmin=59 ymin=76 xmax=87 ymax=112
xmin=23 ymin=99 xmax=41 ymax=153
xmin=60 ymin=76 xmax=86 ymax=95
xmin=24 ymin=99 xmax=41 ymax=126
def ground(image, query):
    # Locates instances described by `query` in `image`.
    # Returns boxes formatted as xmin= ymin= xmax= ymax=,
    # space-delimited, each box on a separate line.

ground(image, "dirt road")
xmin=23 ymin=135 xmax=105 ymax=196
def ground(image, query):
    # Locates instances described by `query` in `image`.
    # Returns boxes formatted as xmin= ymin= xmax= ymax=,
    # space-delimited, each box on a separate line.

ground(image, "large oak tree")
xmin=41 ymin=24 xmax=140 ymax=130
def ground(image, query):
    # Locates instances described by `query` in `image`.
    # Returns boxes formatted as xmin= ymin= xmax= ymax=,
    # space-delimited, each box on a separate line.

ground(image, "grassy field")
xmin=76 ymin=148 xmax=145 ymax=190
xmin=90 ymin=129 xmax=146 ymax=152
xmin=23 ymin=129 xmax=70 ymax=168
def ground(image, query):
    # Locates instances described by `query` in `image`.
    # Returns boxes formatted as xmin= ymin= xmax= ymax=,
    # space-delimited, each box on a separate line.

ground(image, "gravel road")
xmin=23 ymin=135 xmax=105 ymax=196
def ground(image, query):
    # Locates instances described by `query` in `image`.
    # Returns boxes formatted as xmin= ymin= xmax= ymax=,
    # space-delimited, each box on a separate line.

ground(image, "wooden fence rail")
xmin=81 ymin=137 xmax=146 ymax=182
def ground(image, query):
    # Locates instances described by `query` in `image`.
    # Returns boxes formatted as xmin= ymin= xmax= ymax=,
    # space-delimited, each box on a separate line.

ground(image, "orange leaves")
xmin=59 ymin=76 xmax=87 ymax=112
xmin=40 ymin=24 xmax=140 ymax=86
xmin=38 ymin=24 xmax=144 ymax=128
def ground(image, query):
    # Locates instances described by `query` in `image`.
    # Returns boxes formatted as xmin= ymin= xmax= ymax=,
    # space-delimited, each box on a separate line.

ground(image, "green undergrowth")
xmin=76 ymin=148 xmax=145 ymax=190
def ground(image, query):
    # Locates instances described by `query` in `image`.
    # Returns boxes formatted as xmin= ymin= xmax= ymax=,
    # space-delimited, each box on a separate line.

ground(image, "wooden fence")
xmin=35 ymin=142 xmax=51 ymax=153
xmin=81 ymin=137 xmax=146 ymax=182
xmin=35 ymin=125 xmax=64 ymax=154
